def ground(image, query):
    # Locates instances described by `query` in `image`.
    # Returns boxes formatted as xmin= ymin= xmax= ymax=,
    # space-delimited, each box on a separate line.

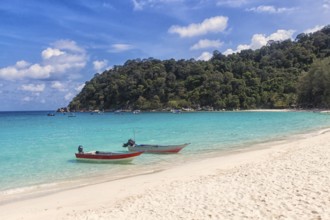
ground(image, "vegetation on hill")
xmin=68 ymin=26 xmax=330 ymax=111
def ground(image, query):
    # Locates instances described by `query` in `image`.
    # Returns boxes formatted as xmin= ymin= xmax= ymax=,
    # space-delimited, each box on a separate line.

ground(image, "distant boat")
xmin=133 ymin=110 xmax=141 ymax=114
xmin=90 ymin=110 xmax=104 ymax=115
xmin=123 ymin=139 xmax=189 ymax=153
xmin=114 ymin=110 xmax=123 ymax=114
xmin=171 ymin=109 xmax=181 ymax=114
xmin=75 ymin=145 xmax=143 ymax=163
xmin=47 ymin=113 xmax=55 ymax=116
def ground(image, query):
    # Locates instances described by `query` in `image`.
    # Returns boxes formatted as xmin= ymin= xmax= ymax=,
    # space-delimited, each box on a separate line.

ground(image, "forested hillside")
xmin=68 ymin=26 xmax=330 ymax=111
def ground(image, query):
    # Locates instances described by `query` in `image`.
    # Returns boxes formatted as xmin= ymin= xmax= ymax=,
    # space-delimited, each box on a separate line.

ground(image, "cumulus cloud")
xmin=65 ymin=92 xmax=74 ymax=101
xmin=20 ymin=84 xmax=45 ymax=92
xmin=16 ymin=60 xmax=30 ymax=69
xmin=42 ymin=48 xmax=65 ymax=59
xmin=304 ymin=25 xmax=325 ymax=34
xmin=224 ymin=29 xmax=295 ymax=55
xmin=93 ymin=59 xmax=108 ymax=72
xmin=169 ymin=16 xmax=228 ymax=38
xmin=191 ymin=39 xmax=223 ymax=50
xmin=197 ymin=52 xmax=213 ymax=61
xmin=0 ymin=40 xmax=87 ymax=80
xmin=247 ymin=5 xmax=295 ymax=14
xmin=51 ymin=81 xmax=67 ymax=92
xmin=267 ymin=29 xmax=295 ymax=41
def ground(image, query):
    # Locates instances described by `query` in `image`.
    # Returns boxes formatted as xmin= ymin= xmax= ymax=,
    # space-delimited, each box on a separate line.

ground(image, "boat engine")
xmin=78 ymin=145 xmax=84 ymax=153
xmin=123 ymin=139 xmax=136 ymax=147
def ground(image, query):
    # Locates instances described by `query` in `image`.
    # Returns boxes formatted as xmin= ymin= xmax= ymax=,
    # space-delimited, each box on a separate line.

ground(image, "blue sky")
xmin=0 ymin=0 xmax=329 ymax=111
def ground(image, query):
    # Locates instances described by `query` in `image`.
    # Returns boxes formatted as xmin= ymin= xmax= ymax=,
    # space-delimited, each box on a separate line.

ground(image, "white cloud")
xmin=20 ymin=84 xmax=45 ymax=92
xmin=16 ymin=60 xmax=30 ymax=69
xmin=75 ymin=83 xmax=85 ymax=92
xmin=267 ymin=29 xmax=295 ymax=42
xmin=52 ymin=40 xmax=85 ymax=53
xmin=65 ymin=92 xmax=74 ymax=101
xmin=0 ymin=40 xmax=87 ymax=80
xmin=42 ymin=48 xmax=65 ymax=59
xmin=197 ymin=52 xmax=213 ymax=61
xmin=224 ymin=29 xmax=295 ymax=55
xmin=323 ymin=0 xmax=330 ymax=9
xmin=132 ymin=0 xmax=181 ymax=10
xmin=304 ymin=25 xmax=325 ymax=34
xmin=93 ymin=59 xmax=108 ymax=72
xmin=109 ymin=44 xmax=134 ymax=52
xmin=247 ymin=5 xmax=295 ymax=14
xmin=27 ymin=64 xmax=53 ymax=79
xmin=169 ymin=16 xmax=228 ymax=38
xmin=191 ymin=39 xmax=223 ymax=50
xmin=51 ymin=81 xmax=67 ymax=91
xmin=249 ymin=34 xmax=268 ymax=49
xmin=132 ymin=0 xmax=143 ymax=10
xmin=223 ymin=48 xmax=235 ymax=55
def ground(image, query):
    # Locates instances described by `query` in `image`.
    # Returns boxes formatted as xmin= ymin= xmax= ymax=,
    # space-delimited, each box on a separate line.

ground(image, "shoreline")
xmin=0 ymin=125 xmax=321 ymax=201
xmin=1 ymin=128 xmax=330 ymax=219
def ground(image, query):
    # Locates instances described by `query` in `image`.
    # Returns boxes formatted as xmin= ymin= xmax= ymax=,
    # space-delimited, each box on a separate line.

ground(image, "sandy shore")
xmin=1 ymin=129 xmax=330 ymax=219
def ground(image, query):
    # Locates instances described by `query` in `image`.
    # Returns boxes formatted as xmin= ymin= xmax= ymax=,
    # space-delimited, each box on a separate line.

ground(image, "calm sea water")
xmin=0 ymin=111 xmax=329 ymax=193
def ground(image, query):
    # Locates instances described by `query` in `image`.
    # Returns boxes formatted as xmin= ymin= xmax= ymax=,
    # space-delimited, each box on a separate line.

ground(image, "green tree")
xmin=297 ymin=57 xmax=330 ymax=107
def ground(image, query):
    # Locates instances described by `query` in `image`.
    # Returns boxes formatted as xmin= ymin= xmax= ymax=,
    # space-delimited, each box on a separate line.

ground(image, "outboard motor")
xmin=123 ymin=139 xmax=136 ymax=147
xmin=128 ymin=139 xmax=135 ymax=146
xmin=78 ymin=145 xmax=84 ymax=153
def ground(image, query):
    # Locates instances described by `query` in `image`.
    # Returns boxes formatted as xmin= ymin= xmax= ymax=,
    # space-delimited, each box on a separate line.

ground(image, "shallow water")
xmin=0 ymin=111 xmax=329 ymax=192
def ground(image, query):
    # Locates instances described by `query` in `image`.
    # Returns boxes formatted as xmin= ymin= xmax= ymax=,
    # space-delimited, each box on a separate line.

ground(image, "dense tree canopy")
xmin=68 ymin=26 xmax=330 ymax=111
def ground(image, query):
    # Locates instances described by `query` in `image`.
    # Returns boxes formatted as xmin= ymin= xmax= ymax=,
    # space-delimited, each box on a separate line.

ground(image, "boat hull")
xmin=127 ymin=143 xmax=189 ymax=153
xmin=75 ymin=151 xmax=143 ymax=163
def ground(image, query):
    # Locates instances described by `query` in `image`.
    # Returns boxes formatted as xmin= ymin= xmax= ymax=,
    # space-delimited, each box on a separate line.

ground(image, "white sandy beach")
xmin=1 ymin=129 xmax=330 ymax=219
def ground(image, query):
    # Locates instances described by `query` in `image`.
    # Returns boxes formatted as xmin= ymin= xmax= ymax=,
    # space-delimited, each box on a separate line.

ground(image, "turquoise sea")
xmin=1 ymin=111 xmax=330 ymax=194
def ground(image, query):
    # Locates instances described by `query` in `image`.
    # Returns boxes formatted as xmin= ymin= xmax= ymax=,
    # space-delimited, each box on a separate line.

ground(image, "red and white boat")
xmin=123 ymin=139 xmax=189 ymax=153
xmin=75 ymin=145 xmax=143 ymax=163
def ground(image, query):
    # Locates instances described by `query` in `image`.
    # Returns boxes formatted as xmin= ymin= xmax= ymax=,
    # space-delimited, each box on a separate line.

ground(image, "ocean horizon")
xmin=1 ymin=110 xmax=330 ymax=195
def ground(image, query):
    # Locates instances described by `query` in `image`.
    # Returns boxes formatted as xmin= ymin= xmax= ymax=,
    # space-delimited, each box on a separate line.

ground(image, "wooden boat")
xmin=75 ymin=145 xmax=143 ymax=163
xmin=123 ymin=139 xmax=189 ymax=153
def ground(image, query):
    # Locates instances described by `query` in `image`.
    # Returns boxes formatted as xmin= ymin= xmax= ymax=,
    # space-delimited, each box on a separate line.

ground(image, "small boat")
xmin=75 ymin=145 xmax=143 ymax=163
xmin=123 ymin=139 xmax=189 ymax=153
xmin=114 ymin=109 xmax=123 ymax=114
xmin=171 ymin=109 xmax=181 ymax=114
xmin=47 ymin=113 xmax=55 ymax=116
xmin=133 ymin=110 xmax=141 ymax=114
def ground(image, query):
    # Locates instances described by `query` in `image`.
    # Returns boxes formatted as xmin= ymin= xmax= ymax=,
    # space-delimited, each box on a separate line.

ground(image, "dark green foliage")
xmin=69 ymin=26 xmax=330 ymax=111
xmin=297 ymin=57 xmax=330 ymax=108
